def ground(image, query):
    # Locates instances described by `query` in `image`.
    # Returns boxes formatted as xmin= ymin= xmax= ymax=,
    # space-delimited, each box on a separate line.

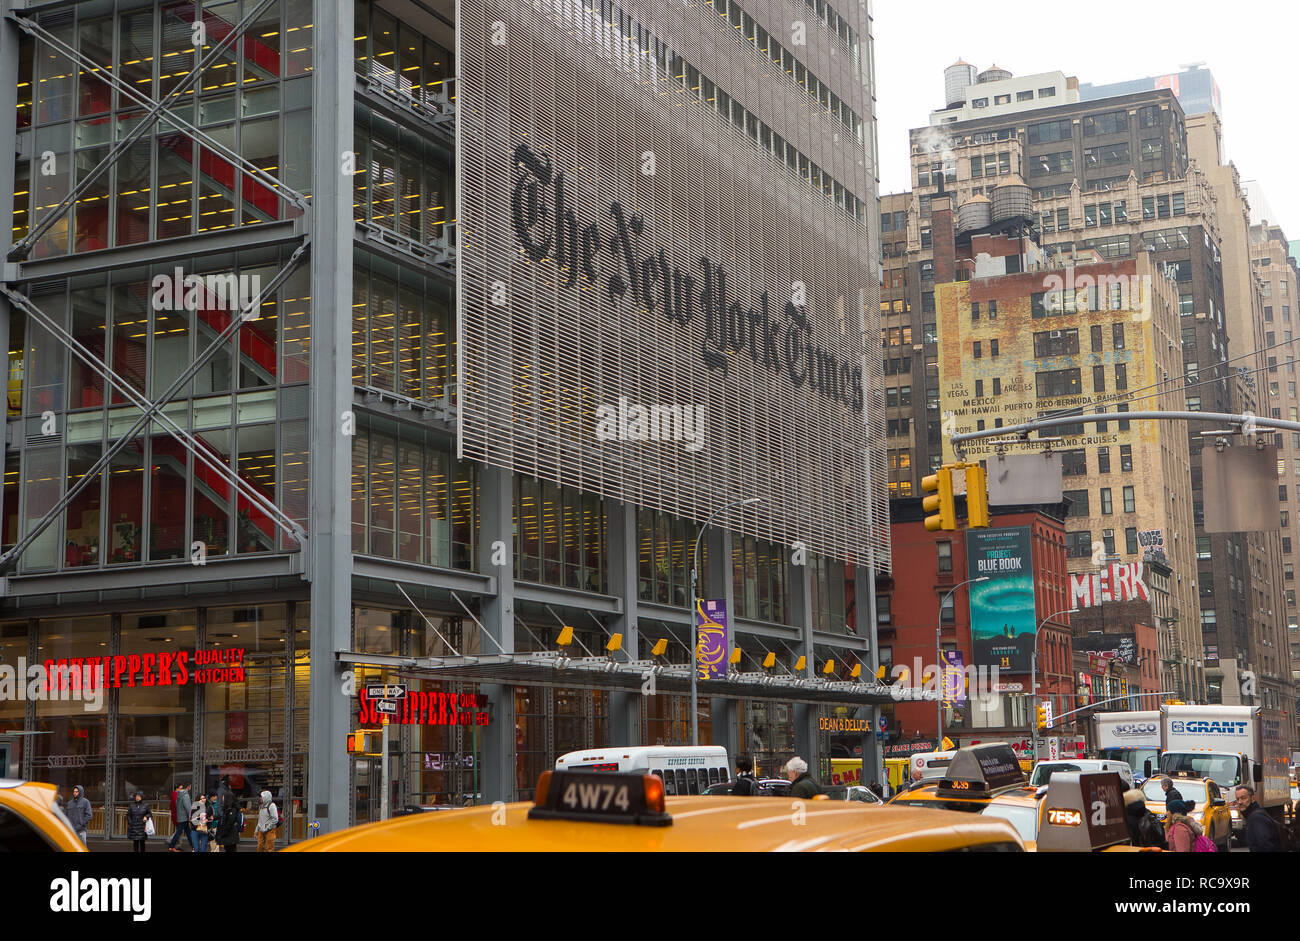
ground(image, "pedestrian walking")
xmin=732 ymin=755 xmax=758 ymax=796
xmin=1123 ymin=788 xmax=1164 ymax=847
xmin=1159 ymin=775 xmax=1184 ymax=806
xmin=215 ymin=795 xmax=242 ymax=853
xmin=206 ymin=792 xmax=222 ymax=851
xmin=256 ymin=789 xmax=281 ymax=852
xmin=1235 ymin=785 xmax=1283 ymax=852
xmin=65 ymin=785 xmax=92 ymax=845
xmin=169 ymin=783 xmax=193 ymax=852
xmin=190 ymin=793 xmax=211 ymax=853
xmin=126 ymin=790 xmax=153 ymax=853
xmin=1164 ymin=799 xmax=1203 ymax=852
xmin=784 ymin=757 xmax=823 ymax=799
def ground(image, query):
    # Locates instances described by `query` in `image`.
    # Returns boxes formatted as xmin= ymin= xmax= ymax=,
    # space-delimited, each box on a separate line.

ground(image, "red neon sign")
xmin=357 ymin=689 xmax=490 ymax=726
xmin=42 ymin=648 xmax=247 ymax=691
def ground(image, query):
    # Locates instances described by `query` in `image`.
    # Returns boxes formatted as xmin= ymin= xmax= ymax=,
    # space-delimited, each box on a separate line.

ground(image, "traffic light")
xmin=966 ymin=463 xmax=990 ymax=528
xmin=922 ymin=467 xmax=956 ymax=532
xmin=1036 ymin=703 xmax=1048 ymax=730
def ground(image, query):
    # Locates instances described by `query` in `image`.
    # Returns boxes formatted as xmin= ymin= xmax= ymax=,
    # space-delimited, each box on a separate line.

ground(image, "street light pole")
xmin=1029 ymin=607 xmax=1078 ymax=762
xmin=937 ymin=575 xmax=989 ymax=748
xmin=690 ymin=497 xmax=763 ymax=747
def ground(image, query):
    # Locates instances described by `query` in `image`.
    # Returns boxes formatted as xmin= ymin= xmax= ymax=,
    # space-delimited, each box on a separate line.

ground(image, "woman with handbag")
xmin=189 ymin=793 xmax=211 ymax=853
xmin=126 ymin=790 xmax=153 ymax=853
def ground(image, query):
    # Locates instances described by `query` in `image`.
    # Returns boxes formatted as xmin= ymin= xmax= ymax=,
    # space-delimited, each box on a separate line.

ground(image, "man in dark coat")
xmin=785 ymin=757 xmax=823 ymax=799
xmin=64 ymin=785 xmax=92 ymax=845
xmin=732 ymin=755 xmax=758 ymax=796
xmin=1235 ymin=785 xmax=1282 ymax=852
xmin=1159 ymin=776 xmax=1184 ymax=806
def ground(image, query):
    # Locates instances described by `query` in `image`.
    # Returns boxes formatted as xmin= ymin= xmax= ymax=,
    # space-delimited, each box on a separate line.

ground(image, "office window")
xmin=990 ymin=339 xmax=999 ymax=357
xmin=1066 ymin=531 xmax=1092 ymax=558
xmin=988 ymin=300 xmax=997 ymax=319
xmin=1100 ymin=488 xmax=1113 ymax=515
xmin=1036 ymin=368 xmax=1082 ymax=397
xmin=1196 ymin=535 xmax=1211 ymax=560
xmin=1102 ymin=529 xmax=1116 ymax=555
xmin=992 ymin=378 xmax=1001 ymax=395
xmin=975 ymin=380 xmax=984 ymax=397
xmin=1097 ymin=447 xmax=1111 ymax=474
xmin=1064 ymin=490 xmax=1089 ymax=517
xmin=1115 ymin=364 xmax=1128 ymax=390
xmin=1034 ymin=329 xmax=1080 ymax=357
xmin=1090 ymin=325 xmax=1103 ymax=351
xmin=972 ymin=302 xmax=980 ymax=321
xmin=1112 ymin=323 xmax=1125 ymax=350
xmin=1017 ymin=90 xmax=1034 ymax=102
xmin=937 ymin=541 xmax=952 ymax=572
xmin=1028 ymin=119 xmax=1071 ymax=144
xmin=1093 ymin=365 xmax=1106 ymax=392
xmin=1061 ymin=449 xmax=1087 ymax=476
xmin=1117 ymin=404 xmax=1130 ymax=430
xmin=1122 ymin=485 xmax=1135 ymax=513
xmin=973 ymin=341 xmax=982 ymax=359
xmin=1084 ymin=111 xmax=1127 ymax=136
xmin=1039 ymin=86 xmax=1057 ymax=97
xmin=1120 ymin=445 xmax=1133 ymax=471
xmin=994 ymin=94 xmax=1011 ymax=106
xmin=1125 ymin=527 xmax=1138 ymax=554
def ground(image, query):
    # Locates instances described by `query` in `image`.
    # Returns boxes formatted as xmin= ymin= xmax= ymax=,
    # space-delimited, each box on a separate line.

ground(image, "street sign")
xmin=1043 ymin=699 xmax=1055 ymax=730
xmin=367 ymin=684 xmax=406 ymax=699
xmin=993 ymin=682 xmax=1024 ymax=693
xmin=375 ymin=699 xmax=399 ymax=715
xmin=877 ymin=714 xmax=888 ymax=732
xmin=1047 ymin=737 xmax=1060 ymax=761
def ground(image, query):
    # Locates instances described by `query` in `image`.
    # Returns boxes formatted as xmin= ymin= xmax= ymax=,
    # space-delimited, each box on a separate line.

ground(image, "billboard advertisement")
xmin=966 ymin=527 xmax=1036 ymax=672
xmin=458 ymin=0 xmax=885 ymax=568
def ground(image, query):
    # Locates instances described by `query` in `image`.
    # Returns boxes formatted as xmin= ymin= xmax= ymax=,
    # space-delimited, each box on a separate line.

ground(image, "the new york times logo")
xmin=50 ymin=871 xmax=151 ymax=921
xmin=510 ymin=143 xmax=864 ymax=412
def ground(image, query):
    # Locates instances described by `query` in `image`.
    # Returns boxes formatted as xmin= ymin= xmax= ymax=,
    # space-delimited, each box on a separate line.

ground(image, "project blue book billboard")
xmin=966 ymin=526 xmax=1036 ymax=672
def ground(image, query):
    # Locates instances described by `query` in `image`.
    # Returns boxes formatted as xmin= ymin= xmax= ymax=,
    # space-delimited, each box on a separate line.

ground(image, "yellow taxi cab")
xmin=887 ymin=742 xmax=1027 ymax=814
xmin=0 ymin=779 xmax=88 ymax=852
xmin=1139 ymin=773 xmax=1233 ymax=850
xmin=285 ymin=770 xmax=1028 ymax=852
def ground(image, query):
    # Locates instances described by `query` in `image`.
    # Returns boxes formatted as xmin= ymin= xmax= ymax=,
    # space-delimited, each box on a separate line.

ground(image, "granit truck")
xmin=1157 ymin=704 xmax=1290 ymax=836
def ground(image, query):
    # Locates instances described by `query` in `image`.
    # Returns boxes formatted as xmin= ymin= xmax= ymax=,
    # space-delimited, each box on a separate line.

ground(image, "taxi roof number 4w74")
xmin=528 ymin=771 xmax=673 ymax=827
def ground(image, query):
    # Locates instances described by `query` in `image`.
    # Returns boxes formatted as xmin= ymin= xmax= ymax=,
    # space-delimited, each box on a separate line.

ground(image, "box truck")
xmin=1157 ymin=705 xmax=1290 ymax=823
xmin=1091 ymin=710 xmax=1160 ymax=783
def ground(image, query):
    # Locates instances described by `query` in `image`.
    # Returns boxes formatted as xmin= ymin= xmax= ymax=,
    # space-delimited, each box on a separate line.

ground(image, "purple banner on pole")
xmin=696 ymin=599 xmax=729 ymax=680
xmin=941 ymin=650 xmax=966 ymax=706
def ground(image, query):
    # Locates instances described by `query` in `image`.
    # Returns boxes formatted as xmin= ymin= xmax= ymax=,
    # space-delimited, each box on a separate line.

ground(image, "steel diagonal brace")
xmin=0 ymin=286 xmax=306 ymax=547
xmin=7 ymin=0 xmax=278 ymax=262
xmin=7 ymin=12 xmax=310 ymax=216
xmin=0 ymin=241 xmax=308 ymax=571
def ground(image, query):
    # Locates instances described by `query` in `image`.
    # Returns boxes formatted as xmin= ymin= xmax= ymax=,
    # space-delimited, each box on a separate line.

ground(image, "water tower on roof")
xmin=944 ymin=59 xmax=978 ymax=109
xmin=977 ymin=63 xmax=1013 ymax=85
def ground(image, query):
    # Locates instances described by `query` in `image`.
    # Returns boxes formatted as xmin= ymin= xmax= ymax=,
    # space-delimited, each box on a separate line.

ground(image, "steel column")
xmin=476 ymin=464 xmax=516 ymax=802
xmin=306 ymin=0 xmax=355 ymax=836
xmin=606 ymin=499 xmax=641 ymax=747
xmin=791 ymin=555 xmax=817 ymax=773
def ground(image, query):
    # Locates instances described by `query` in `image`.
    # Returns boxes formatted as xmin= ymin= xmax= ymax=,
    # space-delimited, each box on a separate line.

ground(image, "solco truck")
xmin=1091 ymin=711 xmax=1160 ymax=784
xmin=1157 ymin=704 xmax=1290 ymax=824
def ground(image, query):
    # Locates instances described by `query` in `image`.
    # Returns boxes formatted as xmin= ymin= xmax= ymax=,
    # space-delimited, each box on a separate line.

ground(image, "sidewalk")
xmin=86 ymin=838 xmax=259 ymax=853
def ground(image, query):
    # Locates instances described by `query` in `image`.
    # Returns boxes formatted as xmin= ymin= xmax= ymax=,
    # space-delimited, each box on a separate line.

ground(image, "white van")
xmin=1029 ymin=759 xmax=1134 ymax=790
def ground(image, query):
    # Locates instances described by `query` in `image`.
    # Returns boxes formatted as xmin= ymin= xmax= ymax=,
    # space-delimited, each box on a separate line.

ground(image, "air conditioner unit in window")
xmin=1050 ymin=330 xmax=1063 ymax=339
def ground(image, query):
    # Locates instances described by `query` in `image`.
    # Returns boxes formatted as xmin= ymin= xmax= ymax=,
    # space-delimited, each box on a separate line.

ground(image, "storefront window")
xmin=515 ymin=687 xmax=546 ymax=802
xmin=353 ymin=606 xmax=401 ymax=656
xmin=0 ymin=623 xmax=28 ymax=729
xmin=114 ymin=611 xmax=196 ymax=837
xmin=646 ymin=694 xmax=710 ymax=749
xmin=742 ymin=700 xmax=794 ymax=778
xmin=31 ymin=616 xmax=111 ymax=834
xmin=202 ymin=604 xmax=288 ymax=815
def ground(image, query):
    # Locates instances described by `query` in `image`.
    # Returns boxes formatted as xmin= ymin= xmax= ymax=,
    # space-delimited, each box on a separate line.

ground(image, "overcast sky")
xmin=872 ymin=0 xmax=1300 ymax=237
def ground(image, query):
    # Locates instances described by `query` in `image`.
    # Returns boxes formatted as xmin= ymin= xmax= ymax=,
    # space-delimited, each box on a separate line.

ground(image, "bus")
xmin=555 ymin=746 xmax=730 ymax=796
